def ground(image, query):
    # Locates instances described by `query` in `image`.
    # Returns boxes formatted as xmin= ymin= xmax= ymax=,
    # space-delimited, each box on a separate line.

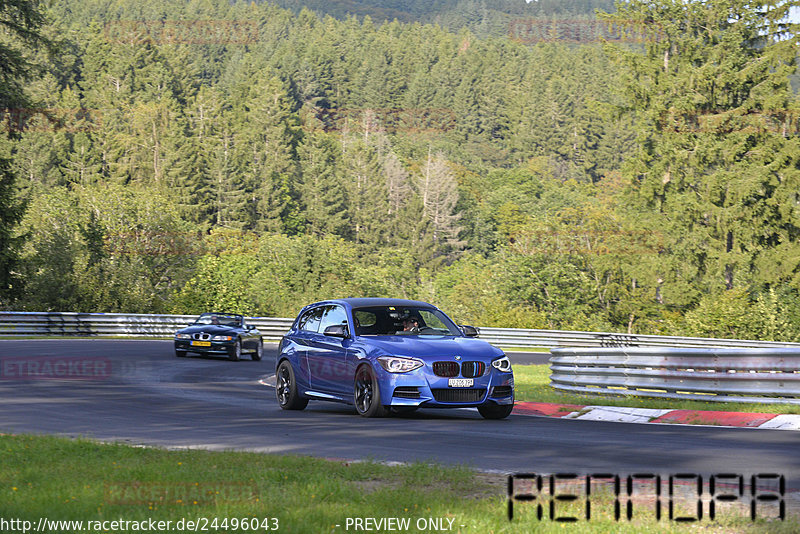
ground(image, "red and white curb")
xmin=259 ymin=374 xmax=277 ymax=387
xmin=513 ymin=402 xmax=800 ymax=431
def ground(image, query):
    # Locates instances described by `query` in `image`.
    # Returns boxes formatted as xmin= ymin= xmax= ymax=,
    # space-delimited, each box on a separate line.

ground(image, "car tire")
xmin=354 ymin=364 xmax=387 ymax=418
xmin=276 ymin=360 xmax=308 ymax=410
xmin=175 ymin=350 xmax=187 ymax=358
xmin=252 ymin=340 xmax=263 ymax=361
xmin=228 ymin=339 xmax=241 ymax=361
xmin=477 ymin=401 xmax=514 ymax=420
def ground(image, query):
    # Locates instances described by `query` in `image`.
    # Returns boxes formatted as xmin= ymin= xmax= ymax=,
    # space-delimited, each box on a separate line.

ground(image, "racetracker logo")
xmin=103 ymin=20 xmax=259 ymax=45
xmin=658 ymin=109 xmax=800 ymax=136
xmin=102 ymin=230 xmax=260 ymax=256
xmin=510 ymin=229 xmax=664 ymax=256
xmin=306 ymin=107 xmax=456 ymax=134
xmin=509 ymin=18 xmax=663 ymax=44
xmin=0 ymin=108 xmax=103 ymax=134
xmin=1 ymin=357 xmax=112 ymax=380
xmin=105 ymin=482 xmax=258 ymax=506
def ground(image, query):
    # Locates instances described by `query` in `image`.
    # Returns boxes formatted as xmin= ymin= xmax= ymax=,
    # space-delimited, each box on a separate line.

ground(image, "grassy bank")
xmin=513 ymin=364 xmax=800 ymax=414
xmin=1 ymin=434 xmax=795 ymax=533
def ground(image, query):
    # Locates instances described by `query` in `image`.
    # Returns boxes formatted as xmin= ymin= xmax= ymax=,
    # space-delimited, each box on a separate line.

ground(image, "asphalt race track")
xmin=1 ymin=340 xmax=799 ymax=488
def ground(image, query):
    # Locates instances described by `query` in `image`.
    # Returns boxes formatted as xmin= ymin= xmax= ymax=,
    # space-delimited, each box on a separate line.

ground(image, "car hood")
xmin=355 ymin=335 xmax=504 ymax=361
xmin=177 ymin=324 xmax=240 ymax=335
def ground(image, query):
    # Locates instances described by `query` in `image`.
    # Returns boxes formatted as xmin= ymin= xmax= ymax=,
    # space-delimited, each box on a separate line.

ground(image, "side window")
xmin=419 ymin=310 xmax=447 ymax=330
xmin=353 ymin=310 xmax=377 ymax=335
xmin=297 ymin=307 xmax=324 ymax=333
xmin=319 ymin=305 xmax=348 ymax=335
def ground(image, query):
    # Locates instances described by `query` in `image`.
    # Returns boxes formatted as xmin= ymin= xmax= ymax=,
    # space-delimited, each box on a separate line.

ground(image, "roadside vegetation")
xmin=513 ymin=364 xmax=800 ymax=415
xmin=1 ymin=1 xmax=799 ymax=344
xmin=2 ymin=434 xmax=796 ymax=533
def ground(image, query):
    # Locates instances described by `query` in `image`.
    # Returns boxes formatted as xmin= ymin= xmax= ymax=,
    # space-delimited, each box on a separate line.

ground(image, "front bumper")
xmin=174 ymin=339 xmax=234 ymax=354
xmin=376 ymin=365 xmax=515 ymax=408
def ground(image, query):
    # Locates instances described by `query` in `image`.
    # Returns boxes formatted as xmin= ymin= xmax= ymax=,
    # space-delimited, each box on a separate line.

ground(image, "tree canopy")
xmin=4 ymin=0 xmax=800 ymax=340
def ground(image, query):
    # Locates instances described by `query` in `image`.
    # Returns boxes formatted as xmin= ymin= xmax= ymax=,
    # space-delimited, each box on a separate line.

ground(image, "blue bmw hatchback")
xmin=276 ymin=298 xmax=514 ymax=419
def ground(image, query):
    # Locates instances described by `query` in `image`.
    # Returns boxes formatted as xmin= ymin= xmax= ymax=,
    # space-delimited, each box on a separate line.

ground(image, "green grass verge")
xmin=513 ymin=364 xmax=800 ymax=414
xmin=1 ymin=434 xmax=794 ymax=533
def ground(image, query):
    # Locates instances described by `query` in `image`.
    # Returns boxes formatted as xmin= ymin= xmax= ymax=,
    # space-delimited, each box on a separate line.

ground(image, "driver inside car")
xmin=401 ymin=316 xmax=420 ymax=333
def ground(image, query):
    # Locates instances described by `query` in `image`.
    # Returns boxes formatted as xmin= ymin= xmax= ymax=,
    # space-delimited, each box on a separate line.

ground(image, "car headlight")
xmin=491 ymin=355 xmax=512 ymax=372
xmin=377 ymin=356 xmax=424 ymax=373
xmin=211 ymin=335 xmax=232 ymax=341
xmin=175 ymin=333 xmax=191 ymax=340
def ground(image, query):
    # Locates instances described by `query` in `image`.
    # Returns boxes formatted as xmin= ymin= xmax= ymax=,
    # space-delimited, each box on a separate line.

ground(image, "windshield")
xmin=352 ymin=306 xmax=461 ymax=336
xmin=194 ymin=313 xmax=242 ymax=327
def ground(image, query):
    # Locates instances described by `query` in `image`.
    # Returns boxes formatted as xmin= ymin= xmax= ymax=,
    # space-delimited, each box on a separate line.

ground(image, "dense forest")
xmin=272 ymin=0 xmax=616 ymax=37
xmin=1 ymin=0 xmax=799 ymax=340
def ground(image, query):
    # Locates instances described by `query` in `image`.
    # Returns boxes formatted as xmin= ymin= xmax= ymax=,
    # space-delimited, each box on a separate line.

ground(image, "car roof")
xmin=334 ymin=298 xmax=437 ymax=309
xmin=300 ymin=298 xmax=438 ymax=311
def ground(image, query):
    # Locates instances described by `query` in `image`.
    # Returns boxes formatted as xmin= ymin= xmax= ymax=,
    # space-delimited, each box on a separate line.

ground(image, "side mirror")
xmin=246 ymin=324 xmax=255 ymax=331
xmin=323 ymin=324 xmax=349 ymax=338
xmin=460 ymin=325 xmax=479 ymax=338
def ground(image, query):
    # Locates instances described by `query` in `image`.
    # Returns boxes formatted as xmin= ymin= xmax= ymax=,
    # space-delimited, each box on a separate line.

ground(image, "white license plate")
xmin=448 ymin=378 xmax=473 ymax=388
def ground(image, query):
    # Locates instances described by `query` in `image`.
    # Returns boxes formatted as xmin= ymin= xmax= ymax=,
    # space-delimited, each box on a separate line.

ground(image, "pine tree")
xmin=603 ymin=0 xmax=800 ymax=304
xmin=80 ymin=24 xmax=183 ymax=185
xmin=167 ymin=85 xmax=222 ymax=225
xmin=229 ymin=64 xmax=299 ymax=231
xmin=416 ymin=149 xmax=464 ymax=250
xmin=341 ymin=138 xmax=390 ymax=245
xmin=296 ymin=131 xmax=348 ymax=236
xmin=10 ymin=72 xmax=70 ymax=190
xmin=0 ymin=0 xmax=50 ymax=304
xmin=59 ymin=86 xmax=102 ymax=185
xmin=382 ymin=147 xmax=413 ymax=219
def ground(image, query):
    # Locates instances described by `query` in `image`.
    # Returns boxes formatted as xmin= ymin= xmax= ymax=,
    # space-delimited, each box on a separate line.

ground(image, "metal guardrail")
xmin=550 ymin=347 xmax=800 ymax=405
xmin=477 ymin=327 xmax=800 ymax=349
xmin=0 ymin=312 xmax=295 ymax=341
xmin=2 ymin=312 xmax=800 ymax=350
xmin=4 ymin=312 xmax=800 ymax=403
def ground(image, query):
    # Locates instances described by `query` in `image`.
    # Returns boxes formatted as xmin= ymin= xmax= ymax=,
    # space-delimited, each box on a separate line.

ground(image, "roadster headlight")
xmin=212 ymin=335 xmax=232 ymax=341
xmin=175 ymin=333 xmax=191 ymax=339
xmin=377 ymin=356 xmax=424 ymax=373
xmin=491 ymin=355 xmax=512 ymax=373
